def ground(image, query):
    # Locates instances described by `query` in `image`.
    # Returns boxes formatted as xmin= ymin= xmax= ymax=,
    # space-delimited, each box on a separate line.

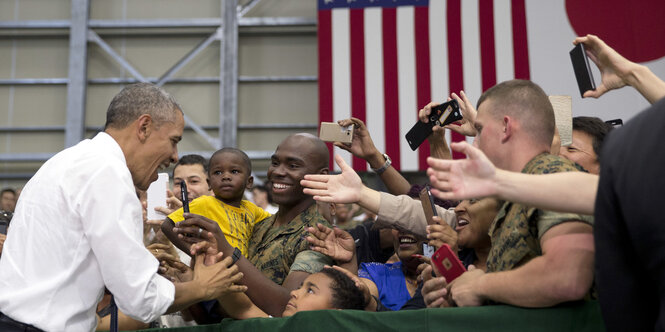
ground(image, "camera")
xmin=0 ymin=210 xmax=13 ymax=235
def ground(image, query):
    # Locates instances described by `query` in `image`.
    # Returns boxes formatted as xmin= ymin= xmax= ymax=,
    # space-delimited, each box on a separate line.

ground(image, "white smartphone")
xmin=146 ymin=173 xmax=169 ymax=220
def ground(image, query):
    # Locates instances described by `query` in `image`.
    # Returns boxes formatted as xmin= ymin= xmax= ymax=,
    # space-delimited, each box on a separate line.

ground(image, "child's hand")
xmin=306 ymin=223 xmax=355 ymax=264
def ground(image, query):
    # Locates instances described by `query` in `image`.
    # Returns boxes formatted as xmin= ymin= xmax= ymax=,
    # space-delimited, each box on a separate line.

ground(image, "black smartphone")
xmin=405 ymin=100 xmax=462 ymax=151
xmin=180 ymin=182 xmax=189 ymax=213
xmin=605 ymin=118 xmax=623 ymax=127
xmin=570 ymin=43 xmax=596 ymax=97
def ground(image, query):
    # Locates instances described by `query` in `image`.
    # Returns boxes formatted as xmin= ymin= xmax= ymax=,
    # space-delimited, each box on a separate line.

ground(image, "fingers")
xmin=302 ymin=174 xmax=331 ymax=183
xmin=300 ymin=179 xmax=329 ymax=190
xmin=146 ymin=218 xmax=165 ymax=226
xmin=334 ymin=154 xmax=354 ymax=173
xmin=422 ymin=276 xmax=449 ymax=307
xmin=227 ymin=284 xmax=249 ymax=293
xmin=334 ymin=142 xmax=352 ymax=152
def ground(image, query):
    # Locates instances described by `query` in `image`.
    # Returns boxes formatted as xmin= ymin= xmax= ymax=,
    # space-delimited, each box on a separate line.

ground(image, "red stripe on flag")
xmin=479 ymin=0 xmax=497 ymax=91
xmin=350 ymin=9 xmax=368 ymax=171
xmin=382 ymin=8 xmax=401 ymax=170
xmin=511 ymin=0 xmax=530 ymax=79
xmin=414 ymin=6 xmax=431 ymax=170
xmin=317 ymin=10 xmax=335 ymax=169
xmin=446 ymin=0 xmax=466 ymax=160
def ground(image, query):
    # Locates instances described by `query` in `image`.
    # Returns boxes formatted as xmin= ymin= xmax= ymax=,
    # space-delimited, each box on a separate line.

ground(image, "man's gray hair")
xmin=104 ymin=83 xmax=182 ymax=130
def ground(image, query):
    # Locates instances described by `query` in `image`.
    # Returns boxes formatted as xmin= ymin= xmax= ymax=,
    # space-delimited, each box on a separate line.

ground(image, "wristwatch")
xmin=371 ymin=153 xmax=392 ymax=175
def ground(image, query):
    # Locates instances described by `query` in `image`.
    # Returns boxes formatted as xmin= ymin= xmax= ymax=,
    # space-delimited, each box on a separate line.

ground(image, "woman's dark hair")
xmin=319 ymin=268 xmax=366 ymax=310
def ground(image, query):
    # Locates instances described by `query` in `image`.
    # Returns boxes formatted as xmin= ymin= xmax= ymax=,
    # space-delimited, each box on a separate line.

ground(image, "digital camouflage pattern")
xmin=486 ymin=153 xmax=594 ymax=273
xmin=247 ymin=203 xmax=333 ymax=285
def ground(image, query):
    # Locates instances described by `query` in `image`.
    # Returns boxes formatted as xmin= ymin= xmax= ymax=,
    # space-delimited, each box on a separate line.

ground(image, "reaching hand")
xmin=174 ymin=213 xmax=225 ymax=250
xmin=448 ymin=265 xmax=485 ymax=307
xmin=421 ymin=264 xmax=451 ymax=308
xmin=301 ymin=154 xmax=364 ymax=204
xmin=335 ymin=118 xmax=384 ymax=167
xmin=574 ymin=34 xmax=632 ymax=99
xmin=306 ymin=223 xmax=356 ymax=264
xmin=427 ymin=216 xmax=458 ymax=251
xmin=445 ymin=91 xmax=477 ymax=137
xmin=192 ymin=253 xmax=247 ymax=301
xmin=426 ymin=141 xmax=498 ymax=201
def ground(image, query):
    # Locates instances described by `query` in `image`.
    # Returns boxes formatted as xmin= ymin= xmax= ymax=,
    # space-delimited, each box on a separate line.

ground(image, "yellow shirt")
xmin=168 ymin=195 xmax=271 ymax=256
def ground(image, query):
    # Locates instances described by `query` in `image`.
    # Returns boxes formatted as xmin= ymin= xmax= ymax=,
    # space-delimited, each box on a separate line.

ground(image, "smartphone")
xmin=0 ymin=220 xmax=8 ymax=235
xmin=180 ymin=181 xmax=189 ymax=213
xmin=419 ymin=185 xmax=438 ymax=258
xmin=319 ymin=122 xmax=354 ymax=144
xmin=146 ymin=173 xmax=169 ymax=220
xmin=405 ymin=100 xmax=462 ymax=151
xmin=431 ymin=244 xmax=466 ymax=283
xmin=570 ymin=43 xmax=596 ymax=97
xmin=419 ymin=185 xmax=438 ymax=225
xmin=605 ymin=118 xmax=623 ymax=127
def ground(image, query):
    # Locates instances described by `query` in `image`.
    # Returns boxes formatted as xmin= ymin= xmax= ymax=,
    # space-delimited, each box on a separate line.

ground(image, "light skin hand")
xmin=426 ymin=141 xmax=498 ymax=201
xmin=421 ymin=264 xmax=451 ymax=308
xmin=306 ymin=223 xmax=355 ymax=264
xmin=152 ymin=190 xmax=183 ymax=218
xmin=445 ymin=91 xmax=477 ymax=137
xmin=448 ymin=265 xmax=485 ymax=307
xmin=573 ymin=34 xmax=631 ymax=99
xmin=335 ymin=118 xmax=384 ymax=168
xmin=301 ymin=154 xmax=365 ymax=205
xmin=427 ymin=216 xmax=458 ymax=251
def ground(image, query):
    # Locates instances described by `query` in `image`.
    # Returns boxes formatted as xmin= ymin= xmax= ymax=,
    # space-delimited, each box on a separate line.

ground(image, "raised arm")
xmin=336 ymin=117 xmax=411 ymax=195
xmin=426 ymin=141 xmax=597 ymax=215
xmin=575 ymin=34 xmax=665 ymax=104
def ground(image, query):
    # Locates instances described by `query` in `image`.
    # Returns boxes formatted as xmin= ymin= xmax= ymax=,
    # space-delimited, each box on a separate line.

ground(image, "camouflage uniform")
xmin=247 ymin=203 xmax=333 ymax=285
xmin=486 ymin=153 xmax=594 ymax=273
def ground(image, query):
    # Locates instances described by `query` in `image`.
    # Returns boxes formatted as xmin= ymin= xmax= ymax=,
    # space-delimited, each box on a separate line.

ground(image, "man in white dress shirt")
xmin=0 ymin=83 xmax=245 ymax=332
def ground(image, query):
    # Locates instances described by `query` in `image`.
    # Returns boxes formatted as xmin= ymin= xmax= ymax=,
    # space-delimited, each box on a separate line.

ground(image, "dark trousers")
xmin=0 ymin=312 xmax=44 ymax=332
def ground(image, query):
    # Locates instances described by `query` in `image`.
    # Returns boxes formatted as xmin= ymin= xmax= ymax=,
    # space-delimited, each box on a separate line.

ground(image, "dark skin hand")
xmin=173 ymin=213 xmax=303 ymax=317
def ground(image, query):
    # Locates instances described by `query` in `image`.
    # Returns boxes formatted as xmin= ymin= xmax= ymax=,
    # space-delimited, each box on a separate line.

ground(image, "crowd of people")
xmin=0 ymin=34 xmax=662 ymax=332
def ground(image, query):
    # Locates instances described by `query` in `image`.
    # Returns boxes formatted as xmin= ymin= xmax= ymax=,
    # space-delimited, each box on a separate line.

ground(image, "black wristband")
xmin=231 ymin=247 xmax=242 ymax=266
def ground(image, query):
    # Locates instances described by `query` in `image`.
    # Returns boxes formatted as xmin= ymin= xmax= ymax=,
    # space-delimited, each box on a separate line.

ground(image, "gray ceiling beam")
xmin=64 ymin=0 xmax=90 ymax=148
xmin=220 ymin=0 xmax=239 ymax=149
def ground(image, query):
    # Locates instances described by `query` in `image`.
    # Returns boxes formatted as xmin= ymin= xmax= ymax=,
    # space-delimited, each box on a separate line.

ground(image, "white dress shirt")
xmin=0 ymin=132 xmax=175 ymax=332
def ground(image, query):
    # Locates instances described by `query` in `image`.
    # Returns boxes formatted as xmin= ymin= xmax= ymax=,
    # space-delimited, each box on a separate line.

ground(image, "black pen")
xmin=180 ymin=182 xmax=189 ymax=213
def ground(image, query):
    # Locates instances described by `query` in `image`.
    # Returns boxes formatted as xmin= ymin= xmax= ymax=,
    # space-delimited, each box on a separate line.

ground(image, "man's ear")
xmin=501 ymin=116 xmax=512 ymax=143
xmin=137 ymin=114 xmax=153 ymax=142
xmin=320 ymin=167 xmax=330 ymax=175
xmin=329 ymin=203 xmax=336 ymax=216
xmin=246 ymin=176 xmax=254 ymax=190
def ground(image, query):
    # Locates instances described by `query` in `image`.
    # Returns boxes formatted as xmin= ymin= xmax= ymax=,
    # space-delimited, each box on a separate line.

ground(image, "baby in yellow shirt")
xmin=166 ymin=148 xmax=270 ymax=256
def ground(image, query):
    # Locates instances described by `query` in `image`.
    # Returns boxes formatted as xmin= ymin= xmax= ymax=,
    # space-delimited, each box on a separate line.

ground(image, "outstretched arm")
xmin=575 ymin=34 xmax=665 ymax=104
xmin=427 ymin=141 xmax=598 ymax=215
xmin=174 ymin=215 xmax=298 ymax=317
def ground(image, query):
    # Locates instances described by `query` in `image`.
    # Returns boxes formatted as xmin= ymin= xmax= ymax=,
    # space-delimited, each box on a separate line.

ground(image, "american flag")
xmin=318 ymin=0 xmax=531 ymax=172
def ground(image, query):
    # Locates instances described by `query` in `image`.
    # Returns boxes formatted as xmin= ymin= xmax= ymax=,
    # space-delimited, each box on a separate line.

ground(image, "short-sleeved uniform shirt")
xmin=486 ymin=153 xmax=594 ymax=272
xmin=247 ymin=203 xmax=334 ymax=285
xmin=168 ymin=196 xmax=271 ymax=256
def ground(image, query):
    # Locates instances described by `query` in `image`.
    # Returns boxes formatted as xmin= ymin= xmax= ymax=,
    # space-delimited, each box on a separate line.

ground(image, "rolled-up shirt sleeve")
xmin=375 ymin=192 xmax=456 ymax=238
xmin=77 ymin=164 xmax=174 ymax=322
